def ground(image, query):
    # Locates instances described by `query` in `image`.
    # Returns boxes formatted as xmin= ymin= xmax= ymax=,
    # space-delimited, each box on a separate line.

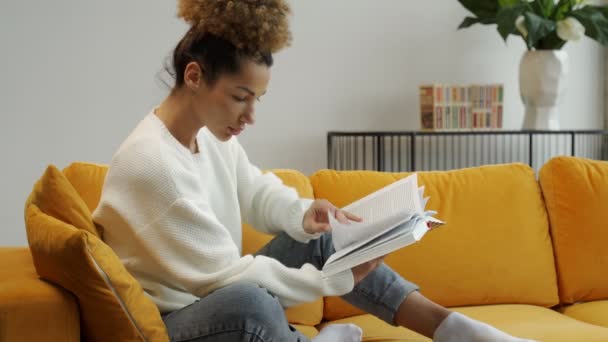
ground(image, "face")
xmin=185 ymin=59 xmax=271 ymax=142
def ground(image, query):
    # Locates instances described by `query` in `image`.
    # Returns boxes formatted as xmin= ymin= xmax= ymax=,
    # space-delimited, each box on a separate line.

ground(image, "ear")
xmin=184 ymin=61 xmax=204 ymax=91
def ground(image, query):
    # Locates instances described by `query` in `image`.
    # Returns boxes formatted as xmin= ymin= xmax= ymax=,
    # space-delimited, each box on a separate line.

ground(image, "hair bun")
xmin=177 ymin=0 xmax=292 ymax=54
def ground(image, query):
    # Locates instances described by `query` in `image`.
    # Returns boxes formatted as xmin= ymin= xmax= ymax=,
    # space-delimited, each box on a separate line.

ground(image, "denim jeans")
xmin=161 ymin=232 xmax=419 ymax=342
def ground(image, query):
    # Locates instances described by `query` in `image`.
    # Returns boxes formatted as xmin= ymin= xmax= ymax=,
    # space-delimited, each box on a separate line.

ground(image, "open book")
xmin=322 ymin=173 xmax=445 ymax=277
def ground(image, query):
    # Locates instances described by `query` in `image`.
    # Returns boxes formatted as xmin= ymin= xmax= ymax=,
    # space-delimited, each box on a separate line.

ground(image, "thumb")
xmin=311 ymin=222 xmax=331 ymax=233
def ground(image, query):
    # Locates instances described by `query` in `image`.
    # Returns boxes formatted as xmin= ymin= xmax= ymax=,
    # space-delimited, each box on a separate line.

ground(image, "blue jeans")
xmin=161 ymin=232 xmax=419 ymax=342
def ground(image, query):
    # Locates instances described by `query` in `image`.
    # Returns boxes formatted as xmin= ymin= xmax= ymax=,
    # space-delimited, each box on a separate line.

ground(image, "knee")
xmin=213 ymin=282 xmax=285 ymax=327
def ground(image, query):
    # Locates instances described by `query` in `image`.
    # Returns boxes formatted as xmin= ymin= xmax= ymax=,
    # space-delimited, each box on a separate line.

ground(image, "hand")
xmin=302 ymin=199 xmax=362 ymax=235
xmin=352 ymin=256 xmax=386 ymax=285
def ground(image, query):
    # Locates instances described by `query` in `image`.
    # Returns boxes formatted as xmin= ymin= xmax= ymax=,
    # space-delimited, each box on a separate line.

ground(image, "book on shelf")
xmin=419 ymin=84 xmax=503 ymax=131
xmin=322 ymin=173 xmax=444 ymax=277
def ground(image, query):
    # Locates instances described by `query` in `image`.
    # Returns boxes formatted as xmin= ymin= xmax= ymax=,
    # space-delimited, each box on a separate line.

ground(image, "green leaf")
xmin=457 ymin=0 xmax=500 ymax=19
xmin=524 ymin=12 xmax=557 ymax=47
xmin=538 ymin=0 xmax=555 ymax=18
xmin=570 ymin=6 xmax=608 ymax=46
xmin=537 ymin=31 xmax=567 ymax=49
xmin=589 ymin=5 xmax=608 ymax=20
xmin=496 ymin=5 xmax=525 ymax=41
xmin=458 ymin=16 xmax=496 ymax=29
xmin=553 ymin=0 xmax=576 ymax=20
xmin=498 ymin=0 xmax=519 ymax=6
xmin=529 ymin=1 xmax=545 ymax=17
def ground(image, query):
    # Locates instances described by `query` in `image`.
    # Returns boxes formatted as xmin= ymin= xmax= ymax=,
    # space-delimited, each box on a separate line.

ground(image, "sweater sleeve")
xmin=139 ymin=197 xmax=354 ymax=307
xmin=233 ymin=140 xmax=322 ymax=243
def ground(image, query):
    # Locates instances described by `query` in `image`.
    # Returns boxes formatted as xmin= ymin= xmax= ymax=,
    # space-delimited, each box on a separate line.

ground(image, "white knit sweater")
xmin=92 ymin=112 xmax=354 ymax=313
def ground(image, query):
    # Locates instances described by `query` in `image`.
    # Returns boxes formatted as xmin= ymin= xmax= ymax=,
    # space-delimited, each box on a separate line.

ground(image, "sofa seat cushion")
xmin=293 ymin=324 xmax=319 ymax=339
xmin=539 ymin=156 xmax=608 ymax=303
xmin=318 ymin=314 xmax=426 ymax=341
xmin=0 ymin=247 xmax=79 ymax=342
xmin=319 ymin=305 xmax=608 ymax=342
xmin=311 ymin=164 xmax=559 ymax=320
xmin=453 ymin=305 xmax=608 ymax=342
xmin=561 ymin=300 xmax=608 ymax=328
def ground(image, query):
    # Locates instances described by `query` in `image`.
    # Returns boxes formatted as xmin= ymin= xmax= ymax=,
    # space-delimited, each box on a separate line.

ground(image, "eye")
xmin=232 ymin=95 xmax=247 ymax=102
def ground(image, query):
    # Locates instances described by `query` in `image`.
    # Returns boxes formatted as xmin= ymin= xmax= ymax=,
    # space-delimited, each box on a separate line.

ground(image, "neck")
xmin=155 ymin=88 xmax=204 ymax=153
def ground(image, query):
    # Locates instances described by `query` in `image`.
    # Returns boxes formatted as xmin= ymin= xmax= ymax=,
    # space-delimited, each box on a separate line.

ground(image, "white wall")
xmin=1 ymin=0 xmax=604 ymax=246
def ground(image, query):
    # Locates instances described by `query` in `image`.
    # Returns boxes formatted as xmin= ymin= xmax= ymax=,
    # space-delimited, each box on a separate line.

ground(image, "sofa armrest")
xmin=0 ymin=247 xmax=79 ymax=341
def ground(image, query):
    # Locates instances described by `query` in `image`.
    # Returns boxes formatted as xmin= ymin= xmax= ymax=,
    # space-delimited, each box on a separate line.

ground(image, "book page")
xmin=330 ymin=174 xmax=422 ymax=251
xmin=343 ymin=174 xmax=423 ymax=225
xmin=418 ymin=186 xmax=425 ymax=204
xmin=422 ymin=196 xmax=430 ymax=209
xmin=323 ymin=219 xmax=431 ymax=277
xmin=329 ymin=210 xmax=413 ymax=252
xmin=327 ymin=218 xmax=420 ymax=265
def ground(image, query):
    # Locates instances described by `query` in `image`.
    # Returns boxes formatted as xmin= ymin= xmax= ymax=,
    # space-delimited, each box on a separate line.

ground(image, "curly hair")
xmin=166 ymin=0 xmax=292 ymax=89
xmin=178 ymin=0 xmax=292 ymax=54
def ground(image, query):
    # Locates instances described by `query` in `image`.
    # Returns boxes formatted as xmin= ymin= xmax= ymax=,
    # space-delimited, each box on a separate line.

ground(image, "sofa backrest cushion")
xmin=311 ymin=163 xmax=559 ymax=321
xmin=539 ymin=156 xmax=608 ymax=303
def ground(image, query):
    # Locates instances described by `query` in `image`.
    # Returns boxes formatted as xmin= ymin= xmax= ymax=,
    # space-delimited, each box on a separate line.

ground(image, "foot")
xmin=433 ymin=312 xmax=537 ymax=342
xmin=312 ymin=323 xmax=363 ymax=342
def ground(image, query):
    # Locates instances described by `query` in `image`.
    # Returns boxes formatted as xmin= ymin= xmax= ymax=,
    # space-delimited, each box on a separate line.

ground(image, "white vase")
xmin=519 ymin=50 xmax=569 ymax=130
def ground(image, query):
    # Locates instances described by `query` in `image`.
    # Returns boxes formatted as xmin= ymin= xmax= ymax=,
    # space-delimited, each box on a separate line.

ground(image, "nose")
xmin=241 ymin=113 xmax=255 ymax=125
xmin=241 ymin=104 xmax=255 ymax=125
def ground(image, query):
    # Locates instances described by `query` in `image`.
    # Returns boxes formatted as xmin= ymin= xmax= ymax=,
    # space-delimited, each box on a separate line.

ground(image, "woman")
xmin=93 ymin=1 xmax=535 ymax=341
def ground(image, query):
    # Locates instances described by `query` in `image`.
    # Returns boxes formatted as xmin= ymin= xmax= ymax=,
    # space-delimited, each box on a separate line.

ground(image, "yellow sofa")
xmin=2 ymin=156 xmax=608 ymax=341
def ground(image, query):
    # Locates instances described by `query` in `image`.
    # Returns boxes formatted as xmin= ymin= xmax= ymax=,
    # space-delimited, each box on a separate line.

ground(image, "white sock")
xmin=433 ymin=312 xmax=537 ymax=342
xmin=312 ymin=323 xmax=362 ymax=342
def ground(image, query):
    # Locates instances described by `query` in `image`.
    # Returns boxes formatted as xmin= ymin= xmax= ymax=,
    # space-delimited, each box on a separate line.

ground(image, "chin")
xmin=208 ymin=128 xmax=233 ymax=142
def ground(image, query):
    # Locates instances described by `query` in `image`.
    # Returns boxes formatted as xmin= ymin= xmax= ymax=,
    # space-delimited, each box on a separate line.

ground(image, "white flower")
xmin=515 ymin=15 xmax=528 ymax=37
xmin=557 ymin=17 xmax=586 ymax=41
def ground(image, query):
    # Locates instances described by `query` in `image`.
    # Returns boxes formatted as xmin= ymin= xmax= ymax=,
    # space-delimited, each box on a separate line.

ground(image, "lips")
xmin=229 ymin=126 xmax=244 ymax=136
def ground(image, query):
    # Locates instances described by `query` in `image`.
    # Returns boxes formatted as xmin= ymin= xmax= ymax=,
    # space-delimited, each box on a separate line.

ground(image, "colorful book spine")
xmin=420 ymin=83 xmax=503 ymax=130
xmin=419 ymin=85 xmax=434 ymax=130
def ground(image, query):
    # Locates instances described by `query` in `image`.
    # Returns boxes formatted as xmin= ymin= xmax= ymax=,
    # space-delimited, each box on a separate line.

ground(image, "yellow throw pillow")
xmin=62 ymin=162 xmax=109 ymax=213
xmin=24 ymin=165 xmax=168 ymax=342
xmin=311 ymin=164 xmax=559 ymax=321
xmin=539 ymin=156 xmax=608 ymax=304
xmin=25 ymin=164 xmax=99 ymax=237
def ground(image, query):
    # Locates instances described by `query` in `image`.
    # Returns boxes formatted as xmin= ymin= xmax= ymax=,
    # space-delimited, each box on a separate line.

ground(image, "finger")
xmin=372 ymin=257 xmax=384 ymax=268
xmin=371 ymin=256 xmax=385 ymax=266
xmin=318 ymin=208 xmax=336 ymax=224
xmin=326 ymin=207 xmax=336 ymax=219
xmin=311 ymin=222 xmax=331 ymax=233
xmin=343 ymin=210 xmax=363 ymax=222
xmin=314 ymin=208 xmax=329 ymax=223
xmin=335 ymin=209 xmax=350 ymax=224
